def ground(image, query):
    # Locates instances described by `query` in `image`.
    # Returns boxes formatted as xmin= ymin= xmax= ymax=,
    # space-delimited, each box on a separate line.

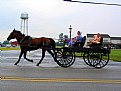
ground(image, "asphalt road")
xmin=0 ymin=50 xmax=121 ymax=91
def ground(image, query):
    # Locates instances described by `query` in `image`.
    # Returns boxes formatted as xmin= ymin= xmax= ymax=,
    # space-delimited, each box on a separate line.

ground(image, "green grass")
xmin=0 ymin=47 xmax=20 ymax=51
xmin=110 ymin=49 xmax=121 ymax=62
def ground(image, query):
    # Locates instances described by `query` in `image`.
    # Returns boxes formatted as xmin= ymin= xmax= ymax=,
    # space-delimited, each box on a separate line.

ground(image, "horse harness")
xmin=19 ymin=36 xmax=50 ymax=48
xmin=41 ymin=37 xmax=51 ymax=48
xmin=19 ymin=36 xmax=32 ymax=46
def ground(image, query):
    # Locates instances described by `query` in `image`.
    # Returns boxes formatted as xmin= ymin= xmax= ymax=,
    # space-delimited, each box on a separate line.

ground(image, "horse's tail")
xmin=48 ymin=38 xmax=56 ymax=49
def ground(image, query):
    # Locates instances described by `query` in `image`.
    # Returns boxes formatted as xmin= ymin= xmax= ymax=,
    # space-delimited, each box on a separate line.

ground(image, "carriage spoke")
xmin=88 ymin=52 xmax=101 ymax=67
xmin=56 ymin=48 xmax=75 ymax=68
xmin=83 ymin=53 xmax=90 ymax=65
xmin=94 ymin=53 xmax=109 ymax=68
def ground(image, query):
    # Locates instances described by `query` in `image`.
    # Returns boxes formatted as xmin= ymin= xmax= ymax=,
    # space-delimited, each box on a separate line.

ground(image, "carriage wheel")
xmin=94 ymin=53 xmax=109 ymax=68
xmin=56 ymin=48 xmax=75 ymax=68
xmin=83 ymin=53 xmax=90 ymax=65
xmin=88 ymin=52 xmax=101 ymax=67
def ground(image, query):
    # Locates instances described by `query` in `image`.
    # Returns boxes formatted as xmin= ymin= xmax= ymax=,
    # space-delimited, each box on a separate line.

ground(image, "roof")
xmin=87 ymin=34 xmax=110 ymax=38
xmin=111 ymin=37 xmax=121 ymax=40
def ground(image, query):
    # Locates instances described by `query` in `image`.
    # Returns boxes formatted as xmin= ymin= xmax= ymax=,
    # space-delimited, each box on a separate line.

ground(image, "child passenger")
xmin=68 ymin=38 xmax=75 ymax=47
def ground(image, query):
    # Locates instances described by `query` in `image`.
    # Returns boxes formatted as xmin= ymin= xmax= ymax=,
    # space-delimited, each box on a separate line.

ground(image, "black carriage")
xmin=55 ymin=36 xmax=111 ymax=68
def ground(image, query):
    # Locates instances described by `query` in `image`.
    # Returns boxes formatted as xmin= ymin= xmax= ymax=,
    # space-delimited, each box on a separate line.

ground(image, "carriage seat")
xmin=74 ymin=36 xmax=86 ymax=47
xmin=90 ymin=37 xmax=103 ymax=47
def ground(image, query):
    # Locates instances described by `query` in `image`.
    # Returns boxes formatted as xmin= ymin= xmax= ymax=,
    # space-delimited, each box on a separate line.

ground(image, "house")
xmin=111 ymin=37 xmax=121 ymax=49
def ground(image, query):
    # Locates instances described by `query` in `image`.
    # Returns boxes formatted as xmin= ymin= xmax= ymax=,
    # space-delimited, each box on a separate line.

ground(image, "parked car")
xmin=6 ymin=44 xmax=11 ymax=48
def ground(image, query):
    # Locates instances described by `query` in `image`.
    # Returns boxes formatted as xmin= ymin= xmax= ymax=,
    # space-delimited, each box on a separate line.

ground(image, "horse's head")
xmin=7 ymin=28 xmax=17 ymax=41
xmin=7 ymin=28 xmax=23 ymax=41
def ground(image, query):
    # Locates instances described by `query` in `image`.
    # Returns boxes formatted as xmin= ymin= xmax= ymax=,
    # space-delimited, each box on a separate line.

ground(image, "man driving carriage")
xmin=68 ymin=30 xmax=83 ymax=47
xmin=75 ymin=31 xmax=83 ymax=42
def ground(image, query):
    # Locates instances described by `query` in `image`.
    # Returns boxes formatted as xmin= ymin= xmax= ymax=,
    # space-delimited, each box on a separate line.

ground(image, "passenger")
xmin=88 ymin=33 xmax=101 ymax=46
xmin=75 ymin=31 xmax=83 ymax=46
xmin=68 ymin=38 xmax=75 ymax=47
xmin=74 ymin=31 xmax=83 ymax=46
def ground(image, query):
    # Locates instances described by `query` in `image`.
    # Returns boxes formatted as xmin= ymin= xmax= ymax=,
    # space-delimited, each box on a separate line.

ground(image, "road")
xmin=0 ymin=49 xmax=121 ymax=91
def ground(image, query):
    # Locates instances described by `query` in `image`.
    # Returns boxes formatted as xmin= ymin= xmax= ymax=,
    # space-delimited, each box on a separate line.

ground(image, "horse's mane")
xmin=15 ymin=30 xmax=25 ymax=37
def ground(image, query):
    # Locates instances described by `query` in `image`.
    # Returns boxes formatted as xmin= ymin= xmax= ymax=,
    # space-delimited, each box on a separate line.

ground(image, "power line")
xmin=64 ymin=0 xmax=121 ymax=7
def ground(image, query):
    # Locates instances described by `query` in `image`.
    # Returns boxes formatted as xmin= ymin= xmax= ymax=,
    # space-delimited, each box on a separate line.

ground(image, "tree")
xmin=64 ymin=35 xmax=68 ymax=39
xmin=59 ymin=33 xmax=64 ymax=43
xmin=56 ymin=33 xmax=69 ymax=46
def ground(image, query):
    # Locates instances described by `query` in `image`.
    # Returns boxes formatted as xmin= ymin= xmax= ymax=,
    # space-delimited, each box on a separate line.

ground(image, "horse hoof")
xmin=30 ymin=60 xmax=33 ymax=63
xmin=36 ymin=63 xmax=39 ymax=66
xmin=14 ymin=63 xmax=18 ymax=65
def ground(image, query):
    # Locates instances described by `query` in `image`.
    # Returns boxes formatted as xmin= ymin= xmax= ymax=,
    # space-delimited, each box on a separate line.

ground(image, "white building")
xmin=111 ymin=37 xmax=121 ymax=49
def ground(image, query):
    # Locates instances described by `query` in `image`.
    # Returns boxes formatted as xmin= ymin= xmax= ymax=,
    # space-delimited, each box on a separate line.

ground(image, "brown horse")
xmin=7 ymin=29 xmax=57 ymax=66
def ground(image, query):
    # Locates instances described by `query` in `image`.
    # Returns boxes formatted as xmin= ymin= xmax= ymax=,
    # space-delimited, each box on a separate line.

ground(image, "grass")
xmin=0 ymin=47 xmax=121 ymax=62
xmin=110 ymin=49 xmax=121 ymax=62
xmin=0 ymin=47 xmax=20 ymax=51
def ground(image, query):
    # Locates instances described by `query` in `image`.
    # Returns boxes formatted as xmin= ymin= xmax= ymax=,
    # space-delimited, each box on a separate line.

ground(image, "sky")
xmin=0 ymin=0 xmax=121 ymax=42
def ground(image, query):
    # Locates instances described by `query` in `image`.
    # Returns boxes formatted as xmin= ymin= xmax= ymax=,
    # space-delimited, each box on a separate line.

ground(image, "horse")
xmin=7 ymin=29 xmax=57 ymax=66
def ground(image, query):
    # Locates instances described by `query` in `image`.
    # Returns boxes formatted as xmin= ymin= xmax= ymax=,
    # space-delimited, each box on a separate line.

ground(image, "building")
xmin=111 ymin=37 xmax=121 ymax=49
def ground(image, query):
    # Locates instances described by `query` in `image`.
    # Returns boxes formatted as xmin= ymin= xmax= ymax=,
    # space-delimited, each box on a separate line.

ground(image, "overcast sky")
xmin=0 ymin=0 xmax=121 ymax=42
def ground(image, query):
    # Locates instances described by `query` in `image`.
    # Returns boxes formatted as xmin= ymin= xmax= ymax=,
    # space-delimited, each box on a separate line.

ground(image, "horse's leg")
xmin=47 ymin=49 xmax=57 ymax=62
xmin=24 ymin=51 xmax=33 ymax=62
xmin=14 ymin=51 xmax=23 ymax=65
xmin=36 ymin=49 xmax=46 ymax=66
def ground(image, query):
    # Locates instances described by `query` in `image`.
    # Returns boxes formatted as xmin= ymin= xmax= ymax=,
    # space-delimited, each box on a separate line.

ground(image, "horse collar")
xmin=19 ymin=36 xmax=32 ymax=45
xmin=19 ymin=36 xmax=26 ymax=44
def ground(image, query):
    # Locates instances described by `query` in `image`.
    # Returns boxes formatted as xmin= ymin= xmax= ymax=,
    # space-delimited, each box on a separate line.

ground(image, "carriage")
xmin=55 ymin=36 xmax=111 ymax=68
xmin=7 ymin=29 xmax=110 ymax=68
